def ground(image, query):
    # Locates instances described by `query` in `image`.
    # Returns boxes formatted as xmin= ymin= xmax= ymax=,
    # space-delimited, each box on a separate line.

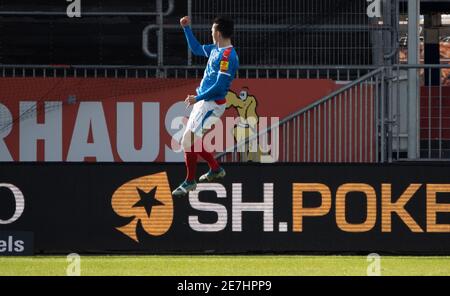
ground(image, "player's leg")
xmin=173 ymin=99 xmax=213 ymax=196
xmin=198 ymin=103 xmax=227 ymax=182
xmin=172 ymin=129 xmax=199 ymax=196
xmin=198 ymin=159 xmax=226 ymax=182
xmin=198 ymin=137 xmax=226 ymax=182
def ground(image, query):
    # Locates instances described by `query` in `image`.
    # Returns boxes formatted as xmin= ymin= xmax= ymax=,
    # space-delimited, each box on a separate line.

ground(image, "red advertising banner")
xmin=0 ymin=78 xmax=339 ymax=162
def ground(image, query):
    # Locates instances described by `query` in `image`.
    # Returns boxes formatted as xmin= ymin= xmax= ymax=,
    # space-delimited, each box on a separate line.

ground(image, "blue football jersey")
xmin=183 ymin=27 xmax=239 ymax=102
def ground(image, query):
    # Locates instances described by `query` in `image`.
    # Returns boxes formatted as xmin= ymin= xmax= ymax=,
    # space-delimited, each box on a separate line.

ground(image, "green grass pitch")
xmin=1 ymin=256 xmax=450 ymax=276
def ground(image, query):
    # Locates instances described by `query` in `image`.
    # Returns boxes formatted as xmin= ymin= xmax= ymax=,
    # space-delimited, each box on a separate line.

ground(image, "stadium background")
xmin=1 ymin=0 xmax=450 ymax=161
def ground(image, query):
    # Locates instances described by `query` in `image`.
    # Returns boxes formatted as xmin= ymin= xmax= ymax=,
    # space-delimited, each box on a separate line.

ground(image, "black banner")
xmin=1 ymin=163 xmax=450 ymax=254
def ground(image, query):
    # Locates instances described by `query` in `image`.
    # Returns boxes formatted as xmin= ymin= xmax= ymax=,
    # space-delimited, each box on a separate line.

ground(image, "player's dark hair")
xmin=213 ymin=17 xmax=234 ymax=39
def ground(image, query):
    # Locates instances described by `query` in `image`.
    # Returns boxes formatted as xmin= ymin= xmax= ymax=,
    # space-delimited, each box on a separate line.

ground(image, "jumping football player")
xmin=172 ymin=16 xmax=239 ymax=196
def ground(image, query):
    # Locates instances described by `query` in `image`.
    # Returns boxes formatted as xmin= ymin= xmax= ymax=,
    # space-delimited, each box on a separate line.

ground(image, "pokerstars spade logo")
xmin=111 ymin=172 xmax=173 ymax=242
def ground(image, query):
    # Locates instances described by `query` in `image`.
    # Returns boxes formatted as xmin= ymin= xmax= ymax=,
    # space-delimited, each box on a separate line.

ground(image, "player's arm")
xmin=180 ymin=16 xmax=211 ymax=57
xmin=196 ymin=73 xmax=232 ymax=101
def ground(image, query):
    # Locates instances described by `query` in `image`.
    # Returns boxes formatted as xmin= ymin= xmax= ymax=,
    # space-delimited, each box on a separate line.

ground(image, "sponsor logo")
xmin=226 ymin=88 xmax=275 ymax=162
xmin=113 ymin=177 xmax=450 ymax=242
xmin=0 ymin=183 xmax=25 ymax=225
xmin=111 ymin=172 xmax=173 ymax=242
xmin=220 ymin=61 xmax=229 ymax=72
xmin=0 ymin=184 xmax=33 ymax=255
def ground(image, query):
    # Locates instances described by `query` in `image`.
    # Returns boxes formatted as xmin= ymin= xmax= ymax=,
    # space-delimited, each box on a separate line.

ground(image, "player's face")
xmin=212 ymin=24 xmax=220 ymax=45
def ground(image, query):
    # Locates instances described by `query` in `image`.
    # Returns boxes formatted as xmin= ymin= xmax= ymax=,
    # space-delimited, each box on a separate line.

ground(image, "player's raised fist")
xmin=180 ymin=16 xmax=191 ymax=27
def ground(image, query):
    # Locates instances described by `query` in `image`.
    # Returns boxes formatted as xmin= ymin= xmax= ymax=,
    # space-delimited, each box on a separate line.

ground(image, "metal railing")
xmin=390 ymin=64 xmax=450 ymax=161
xmin=217 ymin=67 xmax=385 ymax=163
xmin=0 ymin=64 xmax=377 ymax=80
xmin=216 ymin=64 xmax=450 ymax=163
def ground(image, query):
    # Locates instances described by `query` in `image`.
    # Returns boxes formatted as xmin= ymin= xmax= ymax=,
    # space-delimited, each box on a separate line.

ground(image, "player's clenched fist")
xmin=185 ymin=95 xmax=196 ymax=107
xmin=180 ymin=16 xmax=191 ymax=27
